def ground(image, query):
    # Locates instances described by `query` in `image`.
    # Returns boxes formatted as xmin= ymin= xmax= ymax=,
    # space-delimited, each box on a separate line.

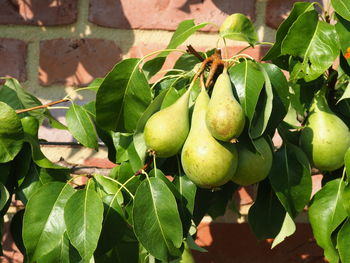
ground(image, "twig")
xmin=186 ymin=45 xmax=204 ymax=62
xmin=135 ymin=157 xmax=154 ymax=176
xmin=56 ymin=158 xmax=111 ymax=176
xmin=15 ymin=99 xmax=70 ymax=114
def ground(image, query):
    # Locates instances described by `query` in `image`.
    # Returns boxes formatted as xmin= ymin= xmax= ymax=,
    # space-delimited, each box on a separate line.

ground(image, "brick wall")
xmin=0 ymin=0 xmax=328 ymax=262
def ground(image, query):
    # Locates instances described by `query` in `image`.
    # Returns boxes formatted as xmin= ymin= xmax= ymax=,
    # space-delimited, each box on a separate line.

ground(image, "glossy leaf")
xmin=111 ymin=162 xmax=141 ymax=196
xmin=95 ymin=194 xmax=127 ymax=255
xmin=229 ymin=61 xmax=265 ymax=122
xmin=250 ymin=64 xmax=274 ymax=138
xmin=337 ymin=218 xmax=350 ymax=263
xmin=335 ymin=13 xmax=350 ymax=55
xmin=173 ymin=172 xmax=197 ymax=235
xmin=269 ymin=144 xmax=312 ymax=218
xmin=149 ymin=169 xmax=181 ymax=199
xmin=134 ymin=89 xmax=168 ymax=163
xmin=133 ymin=177 xmax=183 ymax=261
xmin=332 ymin=0 xmax=350 ymax=22
xmin=0 ymin=78 xmax=44 ymax=119
xmin=260 ymin=63 xmax=290 ymax=134
xmin=10 ymin=209 xmax=26 ymax=255
xmin=64 ymin=181 xmax=104 ymax=262
xmin=0 ymin=182 xmax=9 ymax=211
xmin=37 ymin=232 xmax=82 ymax=263
xmin=66 ymin=103 xmax=98 ymax=149
xmin=16 ymin=162 xmax=43 ymax=204
xmin=24 ymin=134 xmax=65 ymax=169
xmin=282 ymin=14 xmax=340 ymax=81
xmin=345 ymin=148 xmax=350 ymax=180
xmin=219 ymin=13 xmax=257 ymax=46
xmin=23 ymin=182 xmax=75 ymax=262
xmin=0 ymin=101 xmax=24 ymax=163
xmin=271 ymin=212 xmax=296 ymax=249
xmin=143 ymin=20 xmax=208 ymax=79
xmin=96 ymin=58 xmax=152 ymax=132
xmin=338 ymin=82 xmax=350 ymax=103
xmin=309 ymin=179 xmax=347 ymax=263
xmin=248 ymin=180 xmax=286 ymax=240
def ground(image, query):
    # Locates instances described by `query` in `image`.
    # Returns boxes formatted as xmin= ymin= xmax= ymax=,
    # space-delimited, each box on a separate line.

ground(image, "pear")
xmin=144 ymin=88 xmax=191 ymax=158
xmin=181 ymin=88 xmax=238 ymax=189
xmin=300 ymin=90 xmax=350 ymax=171
xmin=232 ymin=137 xmax=273 ymax=186
xmin=206 ymin=68 xmax=245 ymax=142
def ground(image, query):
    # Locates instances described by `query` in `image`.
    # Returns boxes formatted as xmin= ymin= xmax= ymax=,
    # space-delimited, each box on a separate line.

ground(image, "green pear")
xmin=206 ymin=68 xmax=245 ymax=142
xmin=300 ymin=90 xmax=350 ymax=171
xmin=181 ymin=88 xmax=238 ymax=189
xmin=144 ymin=88 xmax=191 ymax=158
xmin=232 ymin=137 xmax=273 ymax=186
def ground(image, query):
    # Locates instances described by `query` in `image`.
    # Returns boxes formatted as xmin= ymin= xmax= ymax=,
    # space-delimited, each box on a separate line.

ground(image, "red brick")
xmin=84 ymin=158 xmax=117 ymax=169
xmin=89 ymin=0 xmax=256 ymax=31
xmin=39 ymin=39 xmax=122 ymax=86
xmin=194 ymin=222 xmax=326 ymax=263
xmin=265 ymin=0 xmax=327 ymax=29
xmin=0 ymin=0 xmax=77 ymax=26
xmin=0 ymin=39 xmax=27 ymax=81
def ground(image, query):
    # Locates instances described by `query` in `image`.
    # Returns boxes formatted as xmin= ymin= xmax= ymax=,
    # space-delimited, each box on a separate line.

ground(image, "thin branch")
xmin=15 ymin=99 xmax=70 ymax=114
xmin=56 ymin=158 xmax=111 ymax=176
xmin=135 ymin=157 xmax=154 ymax=176
xmin=186 ymin=45 xmax=204 ymax=62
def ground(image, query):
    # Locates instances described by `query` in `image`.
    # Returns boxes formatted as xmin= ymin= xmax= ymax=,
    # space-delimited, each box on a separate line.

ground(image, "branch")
xmin=56 ymin=158 xmax=111 ymax=176
xmin=15 ymin=99 xmax=70 ymax=114
xmin=186 ymin=45 xmax=204 ymax=62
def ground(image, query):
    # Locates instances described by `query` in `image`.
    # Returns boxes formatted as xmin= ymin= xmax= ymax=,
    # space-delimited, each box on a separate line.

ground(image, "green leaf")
xmin=260 ymin=63 xmax=290 ymax=134
xmin=219 ymin=13 xmax=258 ymax=46
xmin=149 ymin=169 xmax=181 ymax=199
xmin=10 ymin=209 xmax=26 ymax=255
xmin=263 ymin=2 xmax=316 ymax=60
xmin=94 ymin=241 xmax=139 ymax=263
xmin=269 ymin=144 xmax=312 ymax=217
xmin=271 ymin=212 xmax=296 ymax=249
xmin=16 ymin=162 xmax=43 ymax=204
xmin=37 ymin=232 xmax=82 ymax=263
xmin=173 ymin=172 xmax=197 ymax=235
xmin=161 ymin=87 xmax=183 ymax=109
xmin=0 ymin=101 xmax=24 ymax=163
xmin=133 ymin=89 xmax=168 ymax=163
xmin=23 ymin=182 xmax=75 ymax=262
xmin=338 ymin=82 xmax=350 ymax=103
xmin=95 ymin=194 xmax=127 ymax=256
xmin=282 ymin=14 xmax=340 ymax=81
xmin=143 ymin=19 xmax=208 ymax=79
xmin=309 ymin=179 xmax=347 ymax=263
xmin=66 ymin=103 xmax=98 ymax=149
xmin=111 ymin=162 xmax=141 ymax=196
xmin=0 ymin=182 xmax=9 ymax=211
xmin=96 ymin=58 xmax=152 ymax=132
xmin=250 ymin=64 xmax=274 ymax=138
xmin=248 ymin=180 xmax=286 ymax=239
xmin=93 ymin=174 xmax=122 ymax=198
xmin=133 ymin=177 xmax=182 ymax=261
xmin=335 ymin=13 xmax=350 ymax=55
xmin=0 ymin=78 xmax=45 ymax=119
xmin=113 ymin=133 xmax=133 ymax=163
xmin=332 ymin=0 xmax=350 ymax=22
xmin=64 ymin=181 xmax=104 ymax=262
xmin=345 ymin=148 xmax=350 ymax=179
xmin=338 ymin=218 xmax=350 ymax=262
xmin=229 ymin=61 xmax=265 ymax=136
xmin=23 ymin=133 xmax=65 ymax=169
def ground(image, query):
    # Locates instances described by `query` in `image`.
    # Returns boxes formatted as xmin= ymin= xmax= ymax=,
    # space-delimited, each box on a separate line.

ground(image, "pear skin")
xmin=206 ymin=68 xmax=245 ymax=142
xmin=181 ymin=88 xmax=238 ymax=189
xmin=300 ymin=91 xmax=350 ymax=171
xmin=232 ymin=137 xmax=273 ymax=186
xmin=144 ymin=88 xmax=191 ymax=158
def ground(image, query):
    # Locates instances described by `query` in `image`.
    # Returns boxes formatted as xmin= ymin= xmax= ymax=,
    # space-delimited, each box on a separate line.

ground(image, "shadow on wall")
xmin=192 ymin=222 xmax=327 ymax=263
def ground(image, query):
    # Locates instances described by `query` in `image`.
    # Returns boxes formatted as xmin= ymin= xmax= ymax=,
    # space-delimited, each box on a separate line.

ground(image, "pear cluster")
xmin=144 ymin=69 xmax=273 ymax=189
